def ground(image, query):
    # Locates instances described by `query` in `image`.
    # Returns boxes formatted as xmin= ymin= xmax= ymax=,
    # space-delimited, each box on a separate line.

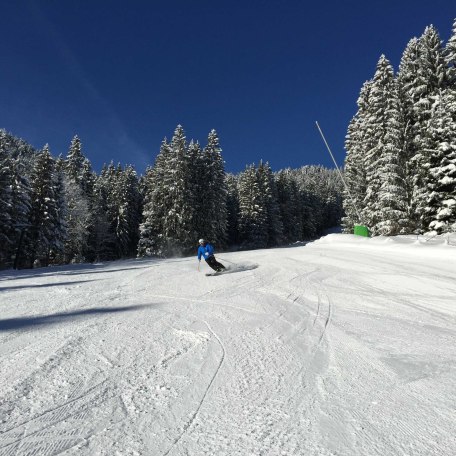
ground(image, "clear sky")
xmin=1 ymin=1 xmax=455 ymax=174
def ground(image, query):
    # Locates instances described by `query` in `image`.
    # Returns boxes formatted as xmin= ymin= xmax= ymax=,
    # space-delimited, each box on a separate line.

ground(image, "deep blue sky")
xmin=1 ymin=1 xmax=455 ymax=174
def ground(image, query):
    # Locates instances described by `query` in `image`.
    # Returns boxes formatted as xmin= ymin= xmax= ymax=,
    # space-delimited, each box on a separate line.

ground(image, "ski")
xmin=205 ymin=267 xmax=229 ymax=276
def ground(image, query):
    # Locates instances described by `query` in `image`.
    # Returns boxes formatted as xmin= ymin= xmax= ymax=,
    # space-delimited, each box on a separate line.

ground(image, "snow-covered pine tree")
xmin=114 ymin=165 xmax=141 ymax=257
xmin=257 ymin=161 xmax=284 ymax=246
xmin=161 ymin=125 xmax=196 ymax=255
xmin=0 ymin=144 xmax=13 ymax=266
xmin=112 ymin=164 xmax=129 ymax=257
xmin=417 ymin=27 xmax=450 ymax=231
xmin=201 ymin=130 xmax=228 ymax=246
xmin=80 ymin=158 xmax=96 ymax=199
xmin=363 ymin=55 xmax=408 ymax=235
xmin=187 ymin=140 xmax=205 ymax=242
xmin=90 ymin=165 xmax=117 ymax=261
xmin=138 ymin=139 xmax=172 ymax=257
xmin=238 ymin=164 xmax=268 ymax=249
xmin=298 ymin=166 xmax=332 ymax=237
xmin=0 ymin=129 xmax=38 ymax=268
xmin=64 ymin=180 xmax=91 ymax=263
xmin=342 ymin=80 xmax=372 ymax=232
xmin=446 ymin=19 xmax=456 ymax=85
xmin=398 ymin=27 xmax=448 ymax=232
xmin=138 ymin=165 xmax=159 ymax=257
xmin=66 ymin=136 xmax=87 ymax=182
xmin=55 ymin=155 xmax=65 ymax=173
xmin=397 ymin=37 xmax=426 ymax=226
xmin=63 ymin=136 xmax=91 ymax=262
xmin=294 ymin=166 xmax=324 ymax=238
xmin=424 ymin=92 xmax=456 ymax=233
xmin=275 ymin=169 xmax=303 ymax=243
xmin=80 ymin=158 xmax=98 ymax=260
xmin=27 ymin=145 xmax=58 ymax=266
xmin=65 ymin=136 xmax=85 ymax=184
xmin=325 ymin=169 xmax=344 ymax=229
xmin=225 ymin=173 xmax=240 ymax=246
xmin=8 ymin=156 xmax=32 ymax=268
xmin=49 ymin=168 xmax=67 ymax=263
xmin=126 ymin=165 xmax=143 ymax=255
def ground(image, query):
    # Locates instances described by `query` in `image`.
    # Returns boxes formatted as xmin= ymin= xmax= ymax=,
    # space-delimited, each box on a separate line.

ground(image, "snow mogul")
xmin=197 ymin=239 xmax=226 ymax=273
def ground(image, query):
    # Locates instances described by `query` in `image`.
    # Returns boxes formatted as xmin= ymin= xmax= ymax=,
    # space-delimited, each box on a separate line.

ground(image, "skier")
xmin=197 ymin=239 xmax=226 ymax=273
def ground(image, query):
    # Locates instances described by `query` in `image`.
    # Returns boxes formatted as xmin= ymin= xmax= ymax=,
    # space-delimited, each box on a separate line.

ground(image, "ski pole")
xmin=217 ymin=257 xmax=236 ymax=265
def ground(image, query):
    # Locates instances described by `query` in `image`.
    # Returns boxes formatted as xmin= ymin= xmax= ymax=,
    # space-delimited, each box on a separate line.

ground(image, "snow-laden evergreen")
xmin=114 ymin=165 xmax=142 ymax=257
xmin=138 ymin=126 xmax=230 ymax=257
xmin=424 ymin=93 xmax=456 ymax=233
xmin=238 ymin=164 xmax=269 ymax=249
xmin=63 ymin=137 xmax=92 ymax=263
xmin=345 ymin=19 xmax=456 ymax=236
xmin=0 ymin=130 xmax=36 ymax=268
xmin=276 ymin=169 xmax=303 ymax=243
xmin=27 ymin=145 xmax=59 ymax=266
xmin=65 ymin=135 xmax=85 ymax=184
xmin=201 ymin=130 xmax=228 ymax=246
xmin=363 ymin=56 xmax=409 ymax=236
xmin=342 ymin=81 xmax=372 ymax=232
xmin=257 ymin=161 xmax=284 ymax=246
xmin=0 ymin=144 xmax=13 ymax=265
xmin=1 ymin=125 xmax=342 ymax=269
xmin=225 ymin=173 xmax=240 ymax=246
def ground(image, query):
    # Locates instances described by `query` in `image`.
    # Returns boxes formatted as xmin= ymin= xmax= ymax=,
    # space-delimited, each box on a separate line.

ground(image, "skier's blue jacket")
xmin=198 ymin=243 xmax=215 ymax=261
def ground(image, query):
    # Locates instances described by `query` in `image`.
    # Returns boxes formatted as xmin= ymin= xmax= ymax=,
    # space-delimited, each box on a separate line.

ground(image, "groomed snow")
xmin=0 ymin=234 xmax=455 ymax=455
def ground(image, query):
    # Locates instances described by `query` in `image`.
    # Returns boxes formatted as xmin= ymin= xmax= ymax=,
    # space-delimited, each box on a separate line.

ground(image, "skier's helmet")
xmin=198 ymin=238 xmax=205 ymax=245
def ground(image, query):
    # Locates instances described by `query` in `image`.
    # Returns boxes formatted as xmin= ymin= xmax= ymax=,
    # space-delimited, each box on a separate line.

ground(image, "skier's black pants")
xmin=205 ymin=255 xmax=225 ymax=272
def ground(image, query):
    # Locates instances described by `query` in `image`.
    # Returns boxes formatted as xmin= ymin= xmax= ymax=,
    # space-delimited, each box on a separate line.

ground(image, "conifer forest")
xmin=0 ymin=125 xmax=342 ymax=269
xmin=2 ymin=19 xmax=456 ymax=270
xmin=343 ymin=20 xmax=456 ymax=236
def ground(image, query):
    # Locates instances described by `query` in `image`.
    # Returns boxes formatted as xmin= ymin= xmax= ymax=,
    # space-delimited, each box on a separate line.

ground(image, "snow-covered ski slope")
xmin=0 ymin=234 xmax=455 ymax=456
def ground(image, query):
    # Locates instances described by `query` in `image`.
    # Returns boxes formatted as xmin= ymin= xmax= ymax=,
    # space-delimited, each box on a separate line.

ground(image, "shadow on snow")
xmin=0 ymin=304 xmax=156 ymax=332
xmin=0 ymin=279 xmax=97 ymax=291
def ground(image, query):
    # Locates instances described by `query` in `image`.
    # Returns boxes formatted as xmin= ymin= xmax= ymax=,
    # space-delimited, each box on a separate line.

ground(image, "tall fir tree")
xmin=399 ymin=27 xmax=448 ymax=231
xmin=424 ymin=93 xmax=456 ymax=233
xmin=187 ymin=140 xmax=205 ymax=242
xmin=90 ymin=165 xmax=117 ymax=260
xmin=8 ymin=157 xmax=32 ymax=268
xmin=63 ymin=136 xmax=92 ymax=262
xmin=64 ymin=181 xmax=90 ymax=263
xmin=225 ymin=173 xmax=240 ymax=245
xmin=238 ymin=164 xmax=268 ymax=249
xmin=275 ymin=170 xmax=303 ymax=243
xmin=114 ymin=165 xmax=142 ymax=257
xmin=363 ymin=55 xmax=408 ymax=235
xmin=49 ymin=168 xmax=67 ymax=262
xmin=65 ymin=135 xmax=85 ymax=184
xmin=161 ymin=125 xmax=196 ymax=255
xmin=27 ymin=145 xmax=58 ymax=266
xmin=0 ymin=130 xmax=37 ymax=268
xmin=342 ymin=80 xmax=372 ymax=232
xmin=138 ymin=139 xmax=171 ymax=257
xmin=445 ymin=19 xmax=456 ymax=84
xmin=0 ymin=145 xmax=13 ymax=266
xmin=257 ymin=161 xmax=284 ymax=246
xmin=201 ymin=130 xmax=228 ymax=246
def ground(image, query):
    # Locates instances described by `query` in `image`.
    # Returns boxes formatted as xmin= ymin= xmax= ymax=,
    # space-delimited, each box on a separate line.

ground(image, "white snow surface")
xmin=1 ymin=234 xmax=455 ymax=456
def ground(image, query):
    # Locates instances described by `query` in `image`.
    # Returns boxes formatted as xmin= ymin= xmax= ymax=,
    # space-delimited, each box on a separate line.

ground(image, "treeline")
xmin=0 ymin=131 xmax=142 ymax=268
xmin=0 ymin=125 xmax=342 ymax=269
xmin=139 ymin=125 xmax=343 ymax=256
xmin=343 ymin=19 xmax=456 ymax=236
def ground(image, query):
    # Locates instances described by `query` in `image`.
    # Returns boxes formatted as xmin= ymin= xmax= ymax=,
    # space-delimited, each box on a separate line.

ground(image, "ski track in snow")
xmin=0 ymin=234 xmax=455 ymax=455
